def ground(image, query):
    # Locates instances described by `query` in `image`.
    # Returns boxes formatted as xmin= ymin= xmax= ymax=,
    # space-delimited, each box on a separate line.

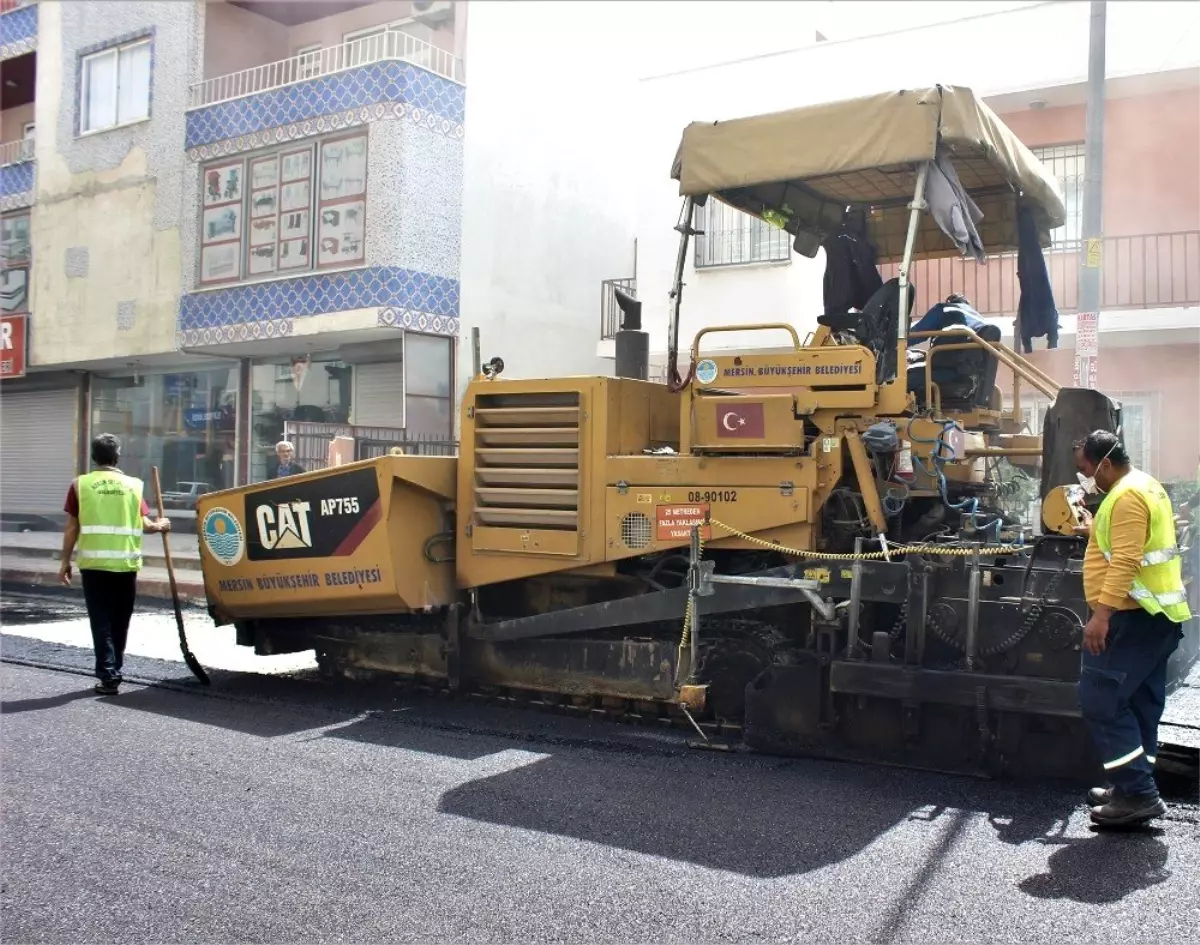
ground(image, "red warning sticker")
xmin=656 ymin=503 xmax=711 ymax=542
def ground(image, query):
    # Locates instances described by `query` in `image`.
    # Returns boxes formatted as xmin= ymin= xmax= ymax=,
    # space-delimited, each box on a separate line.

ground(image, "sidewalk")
xmin=1 ymin=531 xmax=206 ymax=604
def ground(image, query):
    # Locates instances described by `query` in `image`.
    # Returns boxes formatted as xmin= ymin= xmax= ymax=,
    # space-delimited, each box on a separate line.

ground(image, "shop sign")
xmin=1 ymin=313 xmax=27 ymax=380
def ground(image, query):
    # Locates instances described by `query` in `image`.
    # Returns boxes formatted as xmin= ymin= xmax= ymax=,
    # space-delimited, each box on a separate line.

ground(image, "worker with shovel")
xmin=59 ymin=433 xmax=172 ymax=695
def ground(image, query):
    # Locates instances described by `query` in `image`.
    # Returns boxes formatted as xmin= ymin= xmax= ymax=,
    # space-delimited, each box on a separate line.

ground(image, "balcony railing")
xmin=282 ymin=421 xmax=457 ymax=474
xmin=601 ymin=277 xmax=637 ymax=340
xmin=884 ymin=232 xmax=1200 ymax=318
xmin=0 ymin=139 xmax=34 ymax=167
xmin=187 ymin=31 xmax=463 ymax=110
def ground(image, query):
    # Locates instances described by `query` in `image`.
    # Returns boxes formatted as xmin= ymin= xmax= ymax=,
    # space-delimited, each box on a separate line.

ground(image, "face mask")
xmin=1076 ymin=440 xmax=1118 ymax=495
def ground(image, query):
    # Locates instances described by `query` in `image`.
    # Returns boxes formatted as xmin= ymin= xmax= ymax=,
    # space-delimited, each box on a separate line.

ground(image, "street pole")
xmin=1076 ymin=0 xmax=1106 ymax=388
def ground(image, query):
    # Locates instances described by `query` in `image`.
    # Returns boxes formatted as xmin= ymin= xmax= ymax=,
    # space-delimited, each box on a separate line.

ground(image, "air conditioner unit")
xmin=411 ymin=0 xmax=453 ymax=26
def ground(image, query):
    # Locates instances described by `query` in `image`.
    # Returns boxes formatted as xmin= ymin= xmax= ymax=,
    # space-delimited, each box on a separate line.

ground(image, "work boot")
xmin=94 ymin=680 xmax=120 ymax=696
xmin=1090 ymin=792 xmax=1167 ymax=827
xmin=1088 ymin=785 xmax=1114 ymax=806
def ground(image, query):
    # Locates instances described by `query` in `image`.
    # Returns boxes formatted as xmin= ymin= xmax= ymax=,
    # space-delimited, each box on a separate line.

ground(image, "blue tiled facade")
xmin=185 ymin=61 xmax=465 ymax=152
xmin=0 ymin=158 xmax=34 ymax=210
xmin=0 ymin=1 xmax=36 ymax=60
xmin=177 ymin=266 xmax=460 ymax=347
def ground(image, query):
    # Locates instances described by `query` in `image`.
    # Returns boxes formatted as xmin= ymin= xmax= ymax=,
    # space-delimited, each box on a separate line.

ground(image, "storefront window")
xmin=405 ymin=333 xmax=453 ymax=435
xmin=90 ymin=368 xmax=239 ymax=516
xmin=250 ymin=355 xmax=352 ymax=482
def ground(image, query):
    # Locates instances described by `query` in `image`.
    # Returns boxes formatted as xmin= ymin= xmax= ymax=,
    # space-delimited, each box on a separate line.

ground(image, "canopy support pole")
xmin=667 ymin=197 xmax=697 ymax=391
xmin=894 ymin=162 xmax=930 ymax=386
xmin=897 ymin=162 xmax=930 ymax=345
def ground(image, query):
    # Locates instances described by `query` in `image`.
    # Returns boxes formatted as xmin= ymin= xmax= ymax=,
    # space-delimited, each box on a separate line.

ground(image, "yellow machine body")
xmin=198 ymin=455 xmax=456 ymax=622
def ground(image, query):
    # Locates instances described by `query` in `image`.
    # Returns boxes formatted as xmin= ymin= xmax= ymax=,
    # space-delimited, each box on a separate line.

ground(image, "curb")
xmin=2 ymin=568 xmax=207 ymax=606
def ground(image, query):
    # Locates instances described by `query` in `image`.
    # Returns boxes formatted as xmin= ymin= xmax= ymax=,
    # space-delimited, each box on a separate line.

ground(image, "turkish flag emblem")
xmin=716 ymin=402 xmax=765 ymax=438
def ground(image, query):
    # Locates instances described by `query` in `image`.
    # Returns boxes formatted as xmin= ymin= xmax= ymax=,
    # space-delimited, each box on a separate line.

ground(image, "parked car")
xmin=161 ymin=481 xmax=211 ymax=510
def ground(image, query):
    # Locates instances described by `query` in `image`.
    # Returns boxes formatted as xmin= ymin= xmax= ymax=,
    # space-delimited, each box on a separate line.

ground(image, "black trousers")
xmin=80 ymin=569 xmax=138 ymax=684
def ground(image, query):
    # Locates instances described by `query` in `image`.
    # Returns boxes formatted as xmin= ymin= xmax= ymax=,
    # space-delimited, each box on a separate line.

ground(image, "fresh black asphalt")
xmin=1 ymin=595 xmax=1198 ymax=944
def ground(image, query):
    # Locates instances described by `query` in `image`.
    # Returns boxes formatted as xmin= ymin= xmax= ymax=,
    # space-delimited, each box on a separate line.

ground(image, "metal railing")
xmin=884 ymin=231 xmax=1200 ymax=317
xmin=600 ymin=277 xmax=637 ymax=340
xmin=282 ymin=420 xmax=457 ymax=474
xmin=0 ymin=139 xmax=34 ymax=167
xmin=188 ymin=30 xmax=464 ymax=110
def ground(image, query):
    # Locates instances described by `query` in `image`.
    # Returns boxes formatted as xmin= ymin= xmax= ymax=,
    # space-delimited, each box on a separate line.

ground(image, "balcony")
xmin=185 ymin=31 xmax=465 ymax=155
xmin=600 ymin=277 xmax=637 ymax=340
xmin=884 ymin=232 xmax=1200 ymax=318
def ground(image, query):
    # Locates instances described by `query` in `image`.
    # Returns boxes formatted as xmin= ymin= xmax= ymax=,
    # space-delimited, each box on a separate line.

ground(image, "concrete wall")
xmin=456 ymin=1 xmax=638 ymax=393
xmin=1007 ymin=341 xmax=1200 ymax=481
xmin=29 ymin=0 xmax=201 ymax=367
xmin=201 ymin=0 xmax=287 ymax=79
xmin=1001 ymin=86 xmax=1200 ymax=237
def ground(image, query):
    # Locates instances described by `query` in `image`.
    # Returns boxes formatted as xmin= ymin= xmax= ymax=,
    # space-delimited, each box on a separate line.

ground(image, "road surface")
xmin=2 ymin=592 xmax=1198 ymax=943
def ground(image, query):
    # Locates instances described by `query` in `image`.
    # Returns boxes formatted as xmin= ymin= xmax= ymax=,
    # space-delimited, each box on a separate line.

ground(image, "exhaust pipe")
xmin=613 ymin=286 xmax=649 ymax=381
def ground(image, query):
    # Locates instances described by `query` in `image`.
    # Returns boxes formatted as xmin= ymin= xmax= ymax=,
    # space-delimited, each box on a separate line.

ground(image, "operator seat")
xmin=816 ymin=277 xmax=916 ymax=386
xmin=906 ymin=300 xmax=1002 ymax=410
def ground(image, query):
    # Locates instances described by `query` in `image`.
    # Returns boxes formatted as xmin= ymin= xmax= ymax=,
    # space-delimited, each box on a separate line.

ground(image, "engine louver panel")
xmin=473 ymin=392 xmax=581 ymax=532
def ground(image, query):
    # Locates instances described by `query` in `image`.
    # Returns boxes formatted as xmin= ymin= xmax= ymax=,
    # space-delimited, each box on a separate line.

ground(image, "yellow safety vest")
xmin=75 ymin=470 xmax=144 ymax=572
xmin=1094 ymin=469 xmax=1191 ymax=623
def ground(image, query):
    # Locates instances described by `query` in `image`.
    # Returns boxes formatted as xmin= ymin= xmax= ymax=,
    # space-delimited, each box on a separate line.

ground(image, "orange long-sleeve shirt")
xmin=1083 ymin=486 xmax=1150 ymax=612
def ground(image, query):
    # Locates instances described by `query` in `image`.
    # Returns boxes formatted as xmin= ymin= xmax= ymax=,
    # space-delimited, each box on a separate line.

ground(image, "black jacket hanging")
xmin=1016 ymin=200 xmax=1060 ymax=352
xmin=822 ymin=211 xmax=883 ymax=316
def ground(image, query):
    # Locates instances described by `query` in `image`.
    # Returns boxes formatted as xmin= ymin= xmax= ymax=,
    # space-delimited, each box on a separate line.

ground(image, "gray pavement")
xmin=2 ymin=626 xmax=1198 ymax=944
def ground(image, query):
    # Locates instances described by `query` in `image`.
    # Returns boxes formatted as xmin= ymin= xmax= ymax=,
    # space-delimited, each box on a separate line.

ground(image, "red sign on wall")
xmin=1 ymin=313 xmax=28 ymax=380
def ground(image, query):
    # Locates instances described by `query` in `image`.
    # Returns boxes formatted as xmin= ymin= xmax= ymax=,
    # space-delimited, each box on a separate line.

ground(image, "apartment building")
xmin=1 ymin=0 xmax=466 ymax=526
xmin=608 ymin=1 xmax=1199 ymax=481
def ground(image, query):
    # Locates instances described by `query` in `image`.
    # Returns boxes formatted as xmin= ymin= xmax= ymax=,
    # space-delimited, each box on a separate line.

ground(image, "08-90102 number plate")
xmin=687 ymin=490 xmax=737 ymax=503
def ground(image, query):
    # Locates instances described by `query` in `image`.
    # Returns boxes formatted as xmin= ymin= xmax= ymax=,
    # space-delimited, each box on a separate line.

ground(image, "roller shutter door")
xmin=352 ymin=361 xmax=406 ymax=428
xmin=1 ymin=387 xmax=78 ymax=518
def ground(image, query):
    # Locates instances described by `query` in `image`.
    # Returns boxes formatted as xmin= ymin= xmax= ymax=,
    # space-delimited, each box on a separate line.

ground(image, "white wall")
xmin=629 ymin=0 xmax=1200 ymax=360
xmin=457 ymin=2 xmax=642 ymax=392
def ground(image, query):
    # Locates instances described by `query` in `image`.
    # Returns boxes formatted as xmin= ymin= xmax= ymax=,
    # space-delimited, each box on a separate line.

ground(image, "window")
xmin=693 ymin=199 xmax=790 ymax=269
xmin=199 ymin=130 xmax=368 ymax=286
xmin=404 ymin=333 xmax=453 ymax=435
xmin=1032 ymin=144 xmax=1084 ymax=246
xmin=296 ymin=43 xmax=322 ymax=80
xmin=80 ymin=38 xmax=151 ymax=134
xmin=91 ymin=368 xmax=240 ymax=500
xmin=22 ymin=122 xmax=34 ymax=141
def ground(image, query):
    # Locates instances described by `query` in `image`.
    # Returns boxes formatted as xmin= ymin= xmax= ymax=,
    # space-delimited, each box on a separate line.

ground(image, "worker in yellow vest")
xmin=1073 ymin=430 xmax=1191 ymax=827
xmin=59 ymin=434 xmax=172 ymax=695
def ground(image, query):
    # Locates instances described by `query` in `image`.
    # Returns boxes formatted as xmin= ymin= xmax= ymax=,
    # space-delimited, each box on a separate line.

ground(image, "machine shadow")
xmin=109 ymin=673 xmax=349 ymax=738
xmin=437 ymin=749 xmax=1080 ymax=879
xmin=322 ymin=710 xmax=513 ymax=760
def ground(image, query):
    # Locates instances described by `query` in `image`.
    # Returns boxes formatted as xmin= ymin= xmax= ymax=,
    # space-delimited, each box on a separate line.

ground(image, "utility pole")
xmin=1076 ymin=0 xmax=1106 ymax=388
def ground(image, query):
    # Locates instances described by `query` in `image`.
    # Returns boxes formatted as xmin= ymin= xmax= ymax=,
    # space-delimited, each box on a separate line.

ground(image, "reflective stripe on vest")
xmin=75 ymin=471 xmax=144 ymax=572
xmin=1094 ymin=469 xmax=1192 ymax=623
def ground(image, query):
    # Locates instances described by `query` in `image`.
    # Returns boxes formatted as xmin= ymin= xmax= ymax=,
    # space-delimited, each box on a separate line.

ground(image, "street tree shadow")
xmin=1019 ymin=833 xmax=1171 ymax=903
xmin=1 ymin=689 xmax=95 ymax=715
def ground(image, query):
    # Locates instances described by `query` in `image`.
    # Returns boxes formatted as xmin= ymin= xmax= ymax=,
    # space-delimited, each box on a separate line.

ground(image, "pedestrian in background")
xmin=1073 ymin=430 xmax=1191 ymax=827
xmin=271 ymin=440 xmax=306 ymax=479
xmin=59 ymin=434 xmax=172 ymax=695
